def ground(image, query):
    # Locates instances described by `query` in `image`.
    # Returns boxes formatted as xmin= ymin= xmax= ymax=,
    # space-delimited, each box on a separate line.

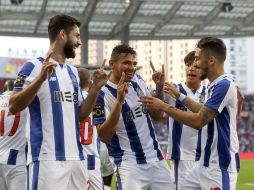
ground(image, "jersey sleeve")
xmin=14 ymin=61 xmax=36 ymax=92
xmin=92 ymin=90 xmax=108 ymax=126
xmin=204 ymin=80 xmax=231 ymax=113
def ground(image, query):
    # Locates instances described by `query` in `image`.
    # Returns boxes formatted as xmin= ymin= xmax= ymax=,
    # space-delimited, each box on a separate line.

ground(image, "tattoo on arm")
xmin=199 ymin=106 xmax=219 ymax=125
xmin=183 ymin=97 xmax=203 ymax=113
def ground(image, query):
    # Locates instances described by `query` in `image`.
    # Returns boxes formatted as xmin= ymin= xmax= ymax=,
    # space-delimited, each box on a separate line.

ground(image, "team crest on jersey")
xmin=93 ymin=105 xmax=105 ymax=119
xmin=14 ymin=73 xmax=26 ymax=88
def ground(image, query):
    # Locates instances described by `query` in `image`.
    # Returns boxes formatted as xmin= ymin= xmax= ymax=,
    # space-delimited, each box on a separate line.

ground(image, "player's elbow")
xmin=97 ymin=125 xmax=113 ymax=144
xmin=9 ymin=99 xmax=19 ymax=115
xmin=190 ymin=119 xmax=204 ymax=130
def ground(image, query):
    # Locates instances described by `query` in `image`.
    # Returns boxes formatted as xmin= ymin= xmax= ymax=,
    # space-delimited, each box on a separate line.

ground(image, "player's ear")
xmin=109 ymin=60 xmax=115 ymax=69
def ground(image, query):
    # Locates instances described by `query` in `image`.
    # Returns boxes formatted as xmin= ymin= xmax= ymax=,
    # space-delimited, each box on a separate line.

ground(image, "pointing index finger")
xmin=45 ymin=51 xmax=53 ymax=63
xmin=162 ymin=64 xmax=164 ymax=74
xmin=150 ymin=61 xmax=156 ymax=73
xmin=100 ymin=59 xmax=107 ymax=70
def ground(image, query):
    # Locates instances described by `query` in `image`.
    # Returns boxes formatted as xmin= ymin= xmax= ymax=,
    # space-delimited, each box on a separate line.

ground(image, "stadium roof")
xmin=1 ymin=0 xmax=254 ymax=40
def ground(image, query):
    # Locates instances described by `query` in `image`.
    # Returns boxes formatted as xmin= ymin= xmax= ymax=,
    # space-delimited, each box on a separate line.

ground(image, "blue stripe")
xmin=107 ymin=134 xmax=124 ymax=166
xmin=106 ymin=84 xmax=146 ymax=164
xmin=66 ymin=65 xmax=84 ymax=160
xmin=32 ymin=161 xmax=40 ymax=190
xmin=7 ymin=149 xmax=18 ymax=165
xmin=29 ymin=96 xmax=43 ymax=161
xmin=87 ymin=155 xmax=95 ymax=170
xmin=174 ymin=160 xmax=179 ymax=190
xmin=195 ymin=129 xmax=202 ymax=161
xmin=216 ymin=107 xmax=231 ymax=170
xmin=48 ymin=71 xmax=66 ymax=160
xmin=204 ymin=121 xmax=214 ymax=167
xmin=171 ymin=84 xmax=187 ymax=160
xmin=235 ymin=153 xmax=240 ymax=172
xmin=222 ymin=170 xmax=230 ymax=190
xmin=115 ymin=167 xmax=123 ymax=190
xmin=131 ymin=81 xmax=163 ymax=161
xmin=205 ymin=79 xmax=230 ymax=111
xmin=146 ymin=114 xmax=163 ymax=160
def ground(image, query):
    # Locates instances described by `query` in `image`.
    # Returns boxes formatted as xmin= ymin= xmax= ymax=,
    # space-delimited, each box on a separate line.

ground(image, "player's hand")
xmin=164 ymin=82 xmax=180 ymax=99
xmin=117 ymin=72 xmax=128 ymax=104
xmin=139 ymin=96 xmax=166 ymax=110
xmin=38 ymin=52 xmax=57 ymax=82
xmin=150 ymin=61 xmax=165 ymax=88
xmin=92 ymin=59 xmax=108 ymax=90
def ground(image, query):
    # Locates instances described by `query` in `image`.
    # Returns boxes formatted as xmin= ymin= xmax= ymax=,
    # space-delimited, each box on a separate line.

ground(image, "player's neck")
xmin=185 ymin=81 xmax=200 ymax=91
xmin=109 ymin=74 xmax=119 ymax=85
xmin=48 ymin=43 xmax=66 ymax=64
xmin=208 ymin=66 xmax=224 ymax=83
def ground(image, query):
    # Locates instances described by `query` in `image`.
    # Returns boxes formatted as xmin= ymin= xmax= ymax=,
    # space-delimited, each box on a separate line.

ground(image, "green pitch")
xmin=110 ymin=160 xmax=254 ymax=190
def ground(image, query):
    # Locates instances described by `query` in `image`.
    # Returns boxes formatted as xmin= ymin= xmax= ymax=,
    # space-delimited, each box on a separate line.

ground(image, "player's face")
xmin=195 ymin=48 xmax=209 ymax=80
xmin=112 ymin=53 xmax=137 ymax=82
xmin=63 ymin=26 xmax=81 ymax=59
xmin=185 ymin=60 xmax=201 ymax=84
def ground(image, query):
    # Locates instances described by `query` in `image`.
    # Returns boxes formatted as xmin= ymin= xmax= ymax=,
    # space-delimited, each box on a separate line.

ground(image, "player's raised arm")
xmin=9 ymin=52 xmax=57 ymax=114
xmin=79 ymin=59 xmax=108 ymax=121
xmin=96 ymin=72 xmax=128 ymax=143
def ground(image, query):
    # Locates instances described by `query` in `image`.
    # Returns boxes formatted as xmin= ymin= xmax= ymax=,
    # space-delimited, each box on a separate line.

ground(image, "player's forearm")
xmin=97 ymin=101 xmax=123 ymax=143
xmin=155 ymin=84 xmax=164 ymax=100
xmin=9 ymin=77 xmax=44 ymax=114
xmin=79 ymin=84 xmax=100 ymax=121
xmin=182 ymin=97 xmax=203 ymax=113
xmin=162 ymin=103 xmax=203 ymax=130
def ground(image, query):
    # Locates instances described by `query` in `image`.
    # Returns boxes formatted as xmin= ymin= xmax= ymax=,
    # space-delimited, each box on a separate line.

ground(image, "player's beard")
xmin=63 ymin=38 xmax=76 ymax=59
xmin=200 ymin=63 xmax=209 ymax=80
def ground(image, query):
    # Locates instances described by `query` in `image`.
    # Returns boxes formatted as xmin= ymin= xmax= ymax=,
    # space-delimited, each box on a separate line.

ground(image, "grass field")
xmin=110 ymin=160 xmax=254 ymax=190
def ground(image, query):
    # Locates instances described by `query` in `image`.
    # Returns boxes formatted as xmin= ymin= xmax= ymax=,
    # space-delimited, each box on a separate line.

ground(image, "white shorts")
xmin=116 ymin=159 xmax=175 ymax=190
xmin=169 ymin=160 xmax=198 ymax=189
xmin=88 ymin=168 xmax=104 ymax=190
xmin=182 ymin=165 xmax=238 ymax=190
xmin=28 ymin=160 xmax=89 ymax=190
xmin=99 ymin=142 xmax=114 ymax=177
xmin=0 ymin=163 xmax=27 ymax=190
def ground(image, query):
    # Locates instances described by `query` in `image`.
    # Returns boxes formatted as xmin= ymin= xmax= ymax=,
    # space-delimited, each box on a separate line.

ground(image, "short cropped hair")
xmin=77 ymin=68 xmax=91 ymax=88
xmin=184 ymin=51 xmax=195 ymax=65
xmin=196 ymin=37 xmax=226 ymax=62
xmin=48 ymin=14 xmax=80 ymax=43
xmin=110 ymin=44 xmax=137 ymax=61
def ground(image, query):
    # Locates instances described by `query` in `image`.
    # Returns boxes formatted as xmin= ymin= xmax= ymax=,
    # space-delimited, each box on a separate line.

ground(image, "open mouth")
xmin=187 ymin=74 xmax=197 ymax=77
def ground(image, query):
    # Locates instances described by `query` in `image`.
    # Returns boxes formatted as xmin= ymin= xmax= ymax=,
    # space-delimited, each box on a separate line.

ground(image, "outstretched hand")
xmin=139 ymin=96 xmax=166 ymax=111
xmin=164 ymin=82 xmax=180 ymax=99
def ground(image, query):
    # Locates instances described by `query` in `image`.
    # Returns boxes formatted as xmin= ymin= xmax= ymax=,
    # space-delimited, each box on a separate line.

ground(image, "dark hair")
xmin=48 ymin=14 xmax=81 ymax=43
xmin=110 ymin=44 xmax=137 ymax=61
xmin=196 ymin=37 xmax=226 ymax=62
xmin=184 ymin=51 xmax=195 ymax=65
xmin=78 ymin=68 xmax=91 ymax=88
xmin=3 ymin=80 xmax=14 ymax=92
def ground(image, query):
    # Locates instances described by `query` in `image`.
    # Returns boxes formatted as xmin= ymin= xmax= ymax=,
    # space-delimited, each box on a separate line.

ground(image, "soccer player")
xmin=140 ymin=37 xmax=240 ymax=190
xmin=78 ymin=67 xmax=104 ymax=190
xmin=9 ymin=14 xmax=108 ymax=190
xmin=0 ymin=80 xmax=28 ymax=190
xmin=93 ymin=44 xmax=175 ymax=190
xmin=165 ymin=51 xmax=206 ymax=190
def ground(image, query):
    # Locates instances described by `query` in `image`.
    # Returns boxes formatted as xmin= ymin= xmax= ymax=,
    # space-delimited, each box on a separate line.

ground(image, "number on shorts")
xmin=80 ymin=117 xmax=93 ymax=145
xmin=0 ymin=110 xmax=21 ymax=136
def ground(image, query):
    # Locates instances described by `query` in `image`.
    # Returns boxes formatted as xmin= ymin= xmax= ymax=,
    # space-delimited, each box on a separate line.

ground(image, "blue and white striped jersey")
xmin=93 ymin=74 xmax=163 ymax=166
xmin=166 ymin=83 xmax=206 ymax=161
xmin=200 ymin=74 xmax=240 ymax=172
xmin=81 ymin=91 xmax=101 ymax=170
xmin=0 ymin=91 xmax=28 ymax=165
xmin=14 ymin=57 xmax=85 ymax=164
